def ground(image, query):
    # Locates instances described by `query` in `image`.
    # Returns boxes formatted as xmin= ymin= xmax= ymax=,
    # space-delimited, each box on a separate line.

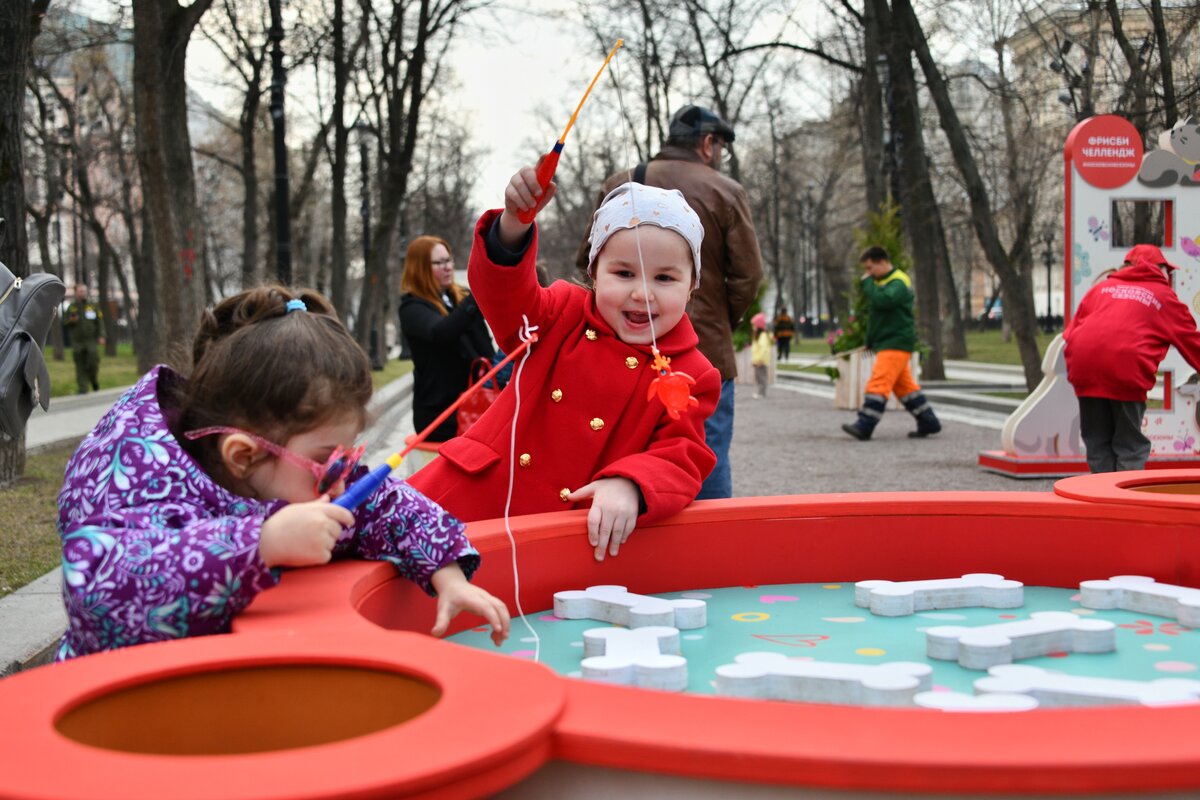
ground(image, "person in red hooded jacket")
xmin=1064 ymin=244 xmax=1200 ymax=472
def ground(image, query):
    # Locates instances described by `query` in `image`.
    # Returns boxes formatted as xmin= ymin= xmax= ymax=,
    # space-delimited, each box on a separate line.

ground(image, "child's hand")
xmin=567 ymin=477 xmax=640 ymax=561
xmin=499 ymin=163 xmax=556 ymax=248
xmin=430 ymin=563 xmax=511 ymax=646
xmin=259 ymin=495 xmax=353 ymax=568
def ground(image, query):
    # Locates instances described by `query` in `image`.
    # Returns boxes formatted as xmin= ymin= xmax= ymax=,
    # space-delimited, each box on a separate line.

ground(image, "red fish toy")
xmin=647 ymin=349 xmax=698 ymax=420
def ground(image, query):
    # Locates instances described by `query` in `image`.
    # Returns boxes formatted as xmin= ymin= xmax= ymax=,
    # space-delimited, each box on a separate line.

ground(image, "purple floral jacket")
xmin=56 ymin=366 xmax=479 ymax=660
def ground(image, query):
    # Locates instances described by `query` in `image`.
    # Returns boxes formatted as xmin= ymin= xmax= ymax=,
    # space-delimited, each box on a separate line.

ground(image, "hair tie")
xmin=286 ymin=299 xmax=307 ymax=313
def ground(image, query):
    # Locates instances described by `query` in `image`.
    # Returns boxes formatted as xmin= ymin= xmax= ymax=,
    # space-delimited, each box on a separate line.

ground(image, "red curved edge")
xmin=1055 ymin=468 xmax=1200 ymax=510
xmin=0 ymin=631 xmax=564 ymax=800
xmin=468 ymin=494 xmax=1200 ymax=793
xmin=14 ymin=490 xmax=1200 ymax=795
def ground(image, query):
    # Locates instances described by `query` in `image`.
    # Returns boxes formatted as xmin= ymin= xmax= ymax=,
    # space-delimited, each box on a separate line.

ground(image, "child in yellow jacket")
xmin=750 ymin=312 xmax=771 ymax=398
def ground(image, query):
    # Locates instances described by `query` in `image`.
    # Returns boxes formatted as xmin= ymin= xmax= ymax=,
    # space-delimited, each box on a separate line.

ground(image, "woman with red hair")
xmin=399 ymin=236 xmax=495 ymax=441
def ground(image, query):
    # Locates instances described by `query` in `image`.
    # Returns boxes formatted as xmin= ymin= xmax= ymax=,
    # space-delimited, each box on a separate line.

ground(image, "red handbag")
xmin=456 ymin=358 xmax=501 ymax=436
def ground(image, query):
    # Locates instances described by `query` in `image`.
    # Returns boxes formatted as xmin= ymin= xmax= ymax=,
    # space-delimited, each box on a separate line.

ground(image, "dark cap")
xmin=1125 ymin=243 xmax=1179 ymax=271
xmin=668 ymin=105 xmax=735 ymax=143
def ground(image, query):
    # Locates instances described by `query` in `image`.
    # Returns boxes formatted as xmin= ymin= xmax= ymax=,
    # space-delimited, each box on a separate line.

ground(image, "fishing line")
xmin=609 ymin=46 xmax=660 ymax=354
xmin=502 ymin=315 xmax=541 ymax=661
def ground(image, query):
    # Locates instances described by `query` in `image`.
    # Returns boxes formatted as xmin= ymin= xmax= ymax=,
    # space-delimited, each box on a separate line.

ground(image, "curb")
xmin=775 ymin=370 xmax=1022 ymax=415
xmin=0 ymin=571 xmax=64 ymax=677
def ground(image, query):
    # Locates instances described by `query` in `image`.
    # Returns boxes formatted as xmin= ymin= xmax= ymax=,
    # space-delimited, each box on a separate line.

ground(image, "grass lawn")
xmin=373 ymin=357 xmax=413 ymax=390
xmin=788 ymin=328 xmax=1060 ymax=364
xmin=48 ymin=343 xmax=142 ymax=398
xmin=0 ymin=442 xmax=77 ymax=599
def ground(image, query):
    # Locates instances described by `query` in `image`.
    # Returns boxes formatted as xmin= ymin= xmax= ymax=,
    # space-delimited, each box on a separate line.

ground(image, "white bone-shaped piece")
xmin=975 ymin=664 xmax=1200 ymax=708
xmin=713 ymin=651 xmax=931 ymax=706
xmin=855 ymin=573 xmax=1024 ymax=617
xmin=925 ymin=611 xmax=1115 ymax=670
xmin=554 ymin=585 xmax=706 ymax=629
xmin=1079 ymin=575 xmax=1200 ymax=627
xmin=914 ymin=690 xmax=1038 ymax=712
xmin=580 ymin=626 xmax=687 ymax=691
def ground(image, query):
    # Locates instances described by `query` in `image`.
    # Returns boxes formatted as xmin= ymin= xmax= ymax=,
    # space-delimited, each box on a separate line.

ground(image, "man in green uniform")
xmin=841 ymin=247 xmax=941 ymax=441
xmin=64 ymin=283 xmax=104 ymax=394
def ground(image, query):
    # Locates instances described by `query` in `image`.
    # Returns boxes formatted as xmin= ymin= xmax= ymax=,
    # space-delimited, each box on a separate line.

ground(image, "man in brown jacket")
xmin=576 ymin=105 xmax=764 ymax=499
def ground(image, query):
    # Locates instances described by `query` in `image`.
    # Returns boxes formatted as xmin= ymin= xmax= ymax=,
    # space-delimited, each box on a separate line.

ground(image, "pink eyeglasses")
xmin=184 ymin=426 xmax=366 ymax=496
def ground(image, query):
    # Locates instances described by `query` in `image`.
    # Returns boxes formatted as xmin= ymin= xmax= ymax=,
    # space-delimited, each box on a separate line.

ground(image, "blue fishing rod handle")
xmin=334 ymin=462 xmax=393 ymax=510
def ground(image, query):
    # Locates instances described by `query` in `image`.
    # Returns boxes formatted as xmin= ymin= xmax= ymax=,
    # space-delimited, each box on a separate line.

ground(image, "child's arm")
xmin=430 ymin=562 xmax=511 ymax=645
xmin=339 ymin=475 xmax=509 ymax=643
xmin=498 ymin=163 xmax=555 ymax=250
xmin=259 ymin=496 xmax=353 ymax=567
xmin=59 ymin=508 xmax=286 ymax=657
xmin=567 ymin=358 xmax=723 ymax=560
xmin=466 ymin=167 xmax=570 ymax=355
xmin=565 ymin=477 xmax=640 ymax=561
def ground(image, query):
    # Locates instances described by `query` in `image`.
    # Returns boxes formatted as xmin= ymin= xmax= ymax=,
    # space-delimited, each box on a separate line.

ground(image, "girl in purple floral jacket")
xmin=57 ymin=286 xmax=509 ymax=660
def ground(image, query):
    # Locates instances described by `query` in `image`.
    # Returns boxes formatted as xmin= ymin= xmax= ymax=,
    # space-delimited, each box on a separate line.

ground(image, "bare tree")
xmin=200 ymin=0 xmax=270 ymax=289
xmin=351 ymin=0 xmax=478 ymax=353
xmin=132 ymin=0 xmax=214 ymax=368
xmin=893 ymin=0 xmax=1043 ymax=388
xmin=870 ymin=0 xmax=946 ymax=378
xmin=0 ymin=0 xmax=51 ymax=483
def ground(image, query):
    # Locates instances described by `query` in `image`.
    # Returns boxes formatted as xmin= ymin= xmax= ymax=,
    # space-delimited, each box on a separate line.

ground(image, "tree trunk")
xmin=330 ymin=0 xmax=349 ymax=318
xmin=132 ymin=208 xmax=159 ymax=373
xmin=1151 ymin=0 xmax=1176 ymax=127
xmin=873 ymin=0 xmax=945 ymax=380
xmin=893 ymin=0 xmax=1041 ymax=389
xmin=354 ymin=0 xmax=434 ymax=351
xmin=33 ymin=213 xmax=64 ymax=360
xmin=0 ymin=0 xmax=40 ymax=481
xmin=859 ymin=0 xmax=885 ymax=214
xmin=239 ymin=62 xmax=261 ymax=289
xmin=131 ymin=0 xmax=213 ymax=369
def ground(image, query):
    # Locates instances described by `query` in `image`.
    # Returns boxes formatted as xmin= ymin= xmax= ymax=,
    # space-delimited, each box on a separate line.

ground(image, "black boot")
xmin=901 ymin=391 xmax=941 ymax=438
xmin=842 ymin=393 xmax=886 ymax=441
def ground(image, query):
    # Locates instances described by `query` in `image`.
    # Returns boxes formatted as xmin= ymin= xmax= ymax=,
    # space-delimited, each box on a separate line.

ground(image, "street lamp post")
xmin=1049 ymin=35 xmax=1094 ymax=121
xmin=799 ymin=190 xmax=811 ymax=336
xmin=806 ymin=181 xmax=819 ymax=335
xmin=1042 ymin=231 xmax=1055 ymax=332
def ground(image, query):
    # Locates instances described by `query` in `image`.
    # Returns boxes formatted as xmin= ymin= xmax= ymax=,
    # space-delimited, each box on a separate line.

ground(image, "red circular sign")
xmin=1067 ymin=115 xmax=1144 ymax=189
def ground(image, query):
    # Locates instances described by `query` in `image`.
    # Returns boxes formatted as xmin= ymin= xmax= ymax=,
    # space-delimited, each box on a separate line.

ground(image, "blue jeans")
xmin=697 ymin=379 xmax=735 ymax=499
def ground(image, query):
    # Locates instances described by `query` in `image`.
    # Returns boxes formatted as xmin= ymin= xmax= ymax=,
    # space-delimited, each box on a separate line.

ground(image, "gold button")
xmin=519 ymin=453 xmax=532 ymax=468
xmin=551 ymin=389 xmax=563 ymax=402
xmin=625 ymin=356 xmax=639 ymax=369
xmin=585 ymin=328 xmax=597 ymax=341
xmin=559 ymin=487 xmax=571 ymax=502
xmin=590 ymin=417 xmax=605 ymax=431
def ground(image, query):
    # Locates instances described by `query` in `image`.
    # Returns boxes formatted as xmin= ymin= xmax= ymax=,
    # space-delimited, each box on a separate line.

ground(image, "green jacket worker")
xmin=64 ymin=283 xmax=105 ymax=394
xmin=841 ymin=247 xmax=940 ymax=441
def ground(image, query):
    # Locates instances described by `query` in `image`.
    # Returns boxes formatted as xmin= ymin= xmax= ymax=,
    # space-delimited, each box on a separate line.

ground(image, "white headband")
xmin=586 ymin=182 xmax=703 ymax=289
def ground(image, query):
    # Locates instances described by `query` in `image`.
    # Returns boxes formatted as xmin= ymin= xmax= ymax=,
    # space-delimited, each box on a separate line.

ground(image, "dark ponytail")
xmin=180 ymin=285 xmax=373 ymax=474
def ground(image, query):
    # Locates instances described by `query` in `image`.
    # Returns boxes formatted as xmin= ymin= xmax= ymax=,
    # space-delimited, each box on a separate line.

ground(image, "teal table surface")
xmin=446 ymin=583 xmax=1200 ymax=697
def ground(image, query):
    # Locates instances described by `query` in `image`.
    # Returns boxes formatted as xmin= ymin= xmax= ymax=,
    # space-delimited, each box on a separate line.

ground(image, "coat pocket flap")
xmin=437 ymin=436 xmax=501 ymax=475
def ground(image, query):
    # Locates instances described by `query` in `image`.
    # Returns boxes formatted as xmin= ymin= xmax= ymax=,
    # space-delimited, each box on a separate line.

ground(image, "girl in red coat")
xmin=408 ymin=167 xmax=720 ymax=561
xmin=1065 ymin=244 xmax=1200 ymax=472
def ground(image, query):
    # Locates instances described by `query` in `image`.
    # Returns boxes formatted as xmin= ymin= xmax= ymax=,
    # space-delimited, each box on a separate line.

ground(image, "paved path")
xmin=731 ymin=378 xmax=1054 ymax=495
xmin=1 ymin=366 xmax=1052 ymax=675
xmin=26 ymin=386 xmax=129 ymax=451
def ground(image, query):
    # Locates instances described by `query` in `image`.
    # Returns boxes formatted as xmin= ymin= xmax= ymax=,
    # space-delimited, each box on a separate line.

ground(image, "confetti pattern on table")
xmin=446 ymin=583 xmax=1200 ymax=698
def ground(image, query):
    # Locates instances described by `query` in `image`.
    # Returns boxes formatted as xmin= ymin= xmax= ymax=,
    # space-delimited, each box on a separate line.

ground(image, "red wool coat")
xmin=1065 ymin=255 xmax=1200 ymax=401
xmin=407 ymin=211 xmax=720 ymax=523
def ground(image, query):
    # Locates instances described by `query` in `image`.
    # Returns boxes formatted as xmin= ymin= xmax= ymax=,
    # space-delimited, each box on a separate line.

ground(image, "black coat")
xmin=399 ymin=291 xmax=495 ymax=442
